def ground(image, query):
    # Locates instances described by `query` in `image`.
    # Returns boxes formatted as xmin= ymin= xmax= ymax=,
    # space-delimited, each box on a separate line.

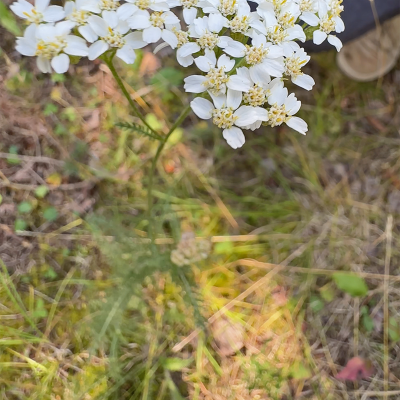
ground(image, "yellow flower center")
xmin=243 ymin=84 xmax=268 ymax=107
xmin=299 ymin=0 xmax=313 ymax=12
xmin=320 ymin=16 xmax=336 ymax=34
xmin=229 ymin=15 xmax=249 ymax=33
xmin=104 ymin=28 xmax=125 ymax=48
xmin=68 ymin=9 xmax=90 ymax=25
xmin=278 ymin=12 xmax=295 ymax=29
xmin=136 ymin=0 xmax=151 ymax=9
xmin=150 ymin=12 xmax=165 ymax=28
xmin=284 ymin=56 xmax=306 ymax=78
xmin=212 ymin=107 xmax=238 ymax=129
xmin=99 ymin=0 xmax=119 ymax=11
xmin=35 ymin=38 xmax=66 ymax=59
xmin=197 ymin=31 xmax=219 ymax=50
xmin=218 ymin=0 xmax=237 ymax=16
xmin=173 ymin=28 xmax=189 ymax=47
xmin=267 ymin=25 xmax=288 ymax=44
xmin=203 ymin=67 xmax=229 ymax=95
xmin=268 ymin=104 xmax=288 ymax=127
xmin=245 ymin=44 xmax=268 ymax=65
xmin=181 ymin=0 xmax=198 ymax=8
xmin=23 ymin=8 xmax=43 ymax=24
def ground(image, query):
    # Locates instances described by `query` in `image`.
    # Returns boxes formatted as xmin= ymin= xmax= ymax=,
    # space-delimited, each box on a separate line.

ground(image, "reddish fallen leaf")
xmin=336 ymin=357 xmax=374 ymax=381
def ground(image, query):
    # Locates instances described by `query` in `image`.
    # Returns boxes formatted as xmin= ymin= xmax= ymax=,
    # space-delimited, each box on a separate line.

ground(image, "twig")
xmin=0 ymin=179 xmax=97 ymax=191
xmin=0 ymin=152 xmax=65 ymax=166
xmin=384 ymin=215 xmax=393 ymax=400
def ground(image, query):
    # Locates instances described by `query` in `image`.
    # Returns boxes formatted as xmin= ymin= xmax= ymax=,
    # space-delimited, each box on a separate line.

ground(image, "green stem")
xmin=147 ymin=103 xmax=192 ymax=233
xmin=104 ymin=56 xmax=158 ymax=135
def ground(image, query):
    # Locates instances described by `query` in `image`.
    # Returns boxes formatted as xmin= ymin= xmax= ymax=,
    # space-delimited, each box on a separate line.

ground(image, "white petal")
xmin=116 ymin=3 xmax=138 ymax=20
xmin=261 ymin=59 xmax=284 ymax=78
xmin=300 ymin=11 xmax=319 ymax=26
xmin=35 ymin=0 xmax=50 ymax=12
xmin=313 ymin=30 xmax=327 ymax=45
xmin=268 ymin=85 xmax=287 ymax=106
xmin=143 ymin=26 xmax=162 ymax=43
xmin=184 ymin=75 xmax=207 ymax=93
xmin=217 ymin=54 xmax=234 ymax=72
xmin=249 ymin=64 xmax=271 ymax=85
xmin=335 ymin=17 xmax=345 ymax=34
xmin=266 ymin=44 xmax=284 ymax=59
xmin=16 ymin=38 xmax=36 ymax=56
xmin=183 ymin=7 xmax=197 ymax=24
xmin=116 ymin=45 xmax=136 ymax=64
xmin=292 ymin=74 xmax=315 ymax=91
xmin=223 ymin=39 xmax=246 ymax=58
xmin=55 ymin=20 xmax=75 ymax=35
xmin=208 ymin=13 xmax=227 ymax=33
xmin=127 ymin=10 xmax=151 ymax=29
xmin=285 ymin=93 xmax=300 ymax=115
xmin=210 ymin=92 xmax=226 ymax=109
xmin=164 ymin=11 xmax=179 ymax=24
xmin=116 ymin=20 xmax=130 ymax=34
xmin=234 ymin=106 xmax=257 ymax=126
xmin=88 ymin=15 xmax=108 ymax=36
xmin=36 ymin=24 xmax=57 ymax=41
xmin=286 ymin=116 xmax=307 ymax=135
xmin=226 ymin=89 xmax=242 ymax=110
xmin=327 ymin=35 xmax=343 ymax=52
xmin=78 ymin=24 xmax=98 ymax=42
xmin=194 ymin=55 xmax=214 ymax=72
xmin=88 ymin=40 xmax=109 ymax=60
xmin=223 ymin=127 xmax=245 ymax=149
xmin=37 ymin=56 xmax=51 ymax=73
xmin=64 ymin=35 xmax=88 ymax=56
xmin=10 ymin=1 xmax=33 ymax=19
xmin=42 ymin=5 xmax=65 ymax=22
xmin=191 ymin=97 xmax=214 ymax=120
xmin=177 ymin=52 xmax=194 ymax=67
xmin=226 ymin=75 xmax=251 ymax=92
xmin=102 ymin=10 xmax=118 ymax=28
xmin=124 ymin=31 xmax=146 ymax=49
xmin=161 ymin=29 xmax=178 ymax=48
xmin=178 ymin=42 xmax=201 ymax=57
xmin=253 ymin=106 xmax=268 ymax=121
xmin=51 ymin=53 xmax=70 ymax=73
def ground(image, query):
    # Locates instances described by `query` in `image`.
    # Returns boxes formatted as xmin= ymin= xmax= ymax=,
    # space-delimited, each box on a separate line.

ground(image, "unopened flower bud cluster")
xmin=171 ymin=233 xmax=211 ymax=266
xmin=11 ymin=0 xmax=344 ymax=148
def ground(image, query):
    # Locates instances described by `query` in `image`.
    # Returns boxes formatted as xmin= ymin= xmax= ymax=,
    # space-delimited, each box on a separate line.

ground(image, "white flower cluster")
xmin=11 ymin=0 xmax=344 ymax=148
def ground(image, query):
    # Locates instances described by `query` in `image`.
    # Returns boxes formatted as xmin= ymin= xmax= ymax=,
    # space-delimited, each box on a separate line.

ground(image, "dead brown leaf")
xmin=336 ymin=357 xmax=374 ymax=381
xmin=211 ymin=317 xmax=244 ymax=357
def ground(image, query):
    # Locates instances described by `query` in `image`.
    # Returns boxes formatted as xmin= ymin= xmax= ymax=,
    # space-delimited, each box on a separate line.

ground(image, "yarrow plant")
xmin=11 ymin=0 xmax=344 ymax=147
xmin=10 ymin=0 xmax=344 ymax=212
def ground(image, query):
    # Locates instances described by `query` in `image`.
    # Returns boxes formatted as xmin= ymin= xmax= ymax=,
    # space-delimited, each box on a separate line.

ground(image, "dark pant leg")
xmin=303 ymin=0 xmax=400 ymax=52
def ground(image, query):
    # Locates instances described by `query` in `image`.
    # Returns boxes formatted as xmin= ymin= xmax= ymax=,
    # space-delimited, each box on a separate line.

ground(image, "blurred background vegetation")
xmin=1 ymin=2 xmax=400 ymax=399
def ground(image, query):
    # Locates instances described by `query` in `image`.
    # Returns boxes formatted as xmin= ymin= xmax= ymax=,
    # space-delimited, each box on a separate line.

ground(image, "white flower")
xmin=284 ymin=47 xmax=314 ymax=90
xmin=190 ymin=89 xmax=268 ymax=149
xmin=198 ymin=0 xmax=244 ymax=18
xmin=166 ymin=0 xmax=199 ymax=24
xmin=11 ymin=0 xmax=65 ymax=25
xmin=64 ymin=0 xmax=98 ymax=42
xmin=185 ymin=52 xmax=251 ymax=96
xmin=116 ymin=0 xmax=170 ymax=21
xmin=16 ymin=22 xmax=88 ymax=73
xmin=223 ymin=32 xmax=285 ymax=80
xmin=267 ymin=89 xmax=307 ymax=134
xmin=127 ymin=10 xmax=179 ymax=48
xmin=88 ymin=13 xmax=146 ymax=63
xmin=301 ymin=1 xmax=344 ymax=51
xmin=178 ymin=15 xmax=229 ymax=60
xmin=81 ymin=0 xmax=120 ymax=14
xmin=257 ymin=0 xmax=300 ymax=29
xmin=228 ymin=1 xmax=265 ymax=36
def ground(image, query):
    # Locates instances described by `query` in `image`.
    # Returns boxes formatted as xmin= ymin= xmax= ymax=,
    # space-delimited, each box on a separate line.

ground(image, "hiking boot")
xmin=337 ymin=15 xmax=400 ymax=81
